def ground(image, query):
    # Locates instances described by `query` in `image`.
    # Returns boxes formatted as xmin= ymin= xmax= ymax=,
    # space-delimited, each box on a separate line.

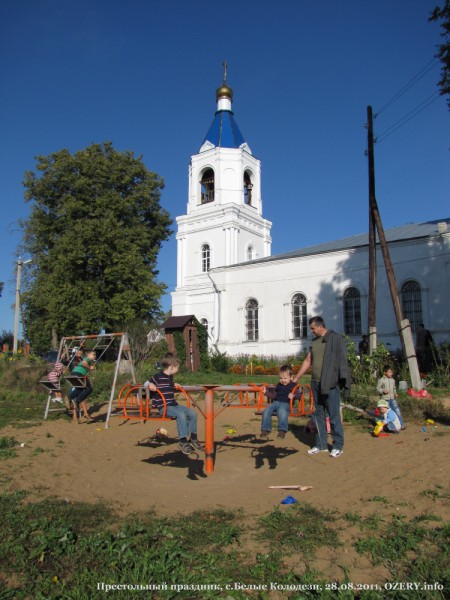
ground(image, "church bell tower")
xmin=171 ymin=66 xmax=272 ymax=333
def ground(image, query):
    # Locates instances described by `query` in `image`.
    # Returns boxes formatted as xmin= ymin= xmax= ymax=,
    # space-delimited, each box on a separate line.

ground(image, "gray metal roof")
xmin=225 ymin=218 xmax=450 ymax=269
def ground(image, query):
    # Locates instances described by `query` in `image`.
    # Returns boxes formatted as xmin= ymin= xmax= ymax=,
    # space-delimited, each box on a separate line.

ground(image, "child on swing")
xmin=68 ymin=350 xmax=96 ymax=423
xmin=47 ymin=361 xmax=71 ymax=410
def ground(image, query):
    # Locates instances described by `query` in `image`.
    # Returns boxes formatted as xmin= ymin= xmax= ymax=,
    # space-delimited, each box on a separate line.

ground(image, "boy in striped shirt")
xmin=147 ymin=353 xmax=202 ymax=455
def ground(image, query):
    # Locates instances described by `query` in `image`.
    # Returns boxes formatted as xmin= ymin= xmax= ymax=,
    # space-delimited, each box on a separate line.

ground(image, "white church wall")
xmin=207 ymin=233 xmax=450 ymax=358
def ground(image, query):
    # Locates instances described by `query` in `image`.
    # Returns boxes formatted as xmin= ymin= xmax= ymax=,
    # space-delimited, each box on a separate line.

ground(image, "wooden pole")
xmin=367 ymin=106 xmax=377 ymax=353
xmin=365 ymin=106 xmax=422 ymax=390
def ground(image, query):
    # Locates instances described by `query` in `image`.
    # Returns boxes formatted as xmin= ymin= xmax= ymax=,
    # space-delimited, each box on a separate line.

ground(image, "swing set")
xmin=41 ymin=332 xmax=136 ymax=421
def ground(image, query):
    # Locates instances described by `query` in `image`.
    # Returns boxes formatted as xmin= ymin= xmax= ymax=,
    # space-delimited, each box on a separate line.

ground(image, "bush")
xmin=209 ymin=350 xmax=232 ymax=373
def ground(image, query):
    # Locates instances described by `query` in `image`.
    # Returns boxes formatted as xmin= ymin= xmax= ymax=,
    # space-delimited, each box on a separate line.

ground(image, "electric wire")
xmin=376 ymin=91 xmax=441 ymax=144
xmin=375 ymin=57 xmax=439 ymax=117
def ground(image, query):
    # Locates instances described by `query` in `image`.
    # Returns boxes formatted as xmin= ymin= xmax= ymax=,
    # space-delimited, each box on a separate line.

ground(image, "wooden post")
xmin=365 ymin=106 xmax=421 ymax=390
xmin=367 ymin=106 xmax=377 ymax=353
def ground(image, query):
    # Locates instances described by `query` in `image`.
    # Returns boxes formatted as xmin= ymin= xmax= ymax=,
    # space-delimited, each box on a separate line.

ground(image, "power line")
xmin=375 ymin=57 xmax=439 ymax=117
xmin=376 ymin=91 xmax=441 ymax=144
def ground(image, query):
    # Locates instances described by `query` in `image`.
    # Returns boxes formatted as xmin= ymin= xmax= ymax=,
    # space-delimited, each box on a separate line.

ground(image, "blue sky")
xmin=0 ymin=0 xmax=448 ymax=336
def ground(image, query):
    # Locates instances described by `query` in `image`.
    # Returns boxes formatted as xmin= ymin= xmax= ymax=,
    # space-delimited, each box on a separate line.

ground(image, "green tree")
xmin=20 ymin=142 xmax=172 ymax=352
xmin=430 ymin=0 xmax=450 ymax=108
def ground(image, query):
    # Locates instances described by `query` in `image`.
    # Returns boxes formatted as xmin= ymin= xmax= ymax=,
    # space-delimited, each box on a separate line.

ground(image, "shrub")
xmin=209 ymin=350 xmax=232 ymax=373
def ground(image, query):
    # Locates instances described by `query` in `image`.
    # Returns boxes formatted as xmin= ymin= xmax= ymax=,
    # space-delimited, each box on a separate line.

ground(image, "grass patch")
xmin=368 ymin=496 xmax=389 ymax=504
xmin=0 ymin=492 xmax=447 ymax=598
xmin=258 ymin=503 xmax=339 ymax=556
xmin=354 ymin=516 xmax=449 ymax=592
xmin=0 ymin=436 xmax=19 ymax=460
xmin=420 ymin=485 xmax=450 ymax=501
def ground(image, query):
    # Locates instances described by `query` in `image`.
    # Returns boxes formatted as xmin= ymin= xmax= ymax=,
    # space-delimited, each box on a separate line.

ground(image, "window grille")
xmin=291 ymin=293 xmax=307 ymax=339
xmin=343 ymin=287 xmax=361 ymax=335
xmin=401 ymin=280 xmax=422 ymax=333
xmin=201 ymin=244 xmax=210 ymax=272
xmin=245 ymin=298 xmax=259 ymax=341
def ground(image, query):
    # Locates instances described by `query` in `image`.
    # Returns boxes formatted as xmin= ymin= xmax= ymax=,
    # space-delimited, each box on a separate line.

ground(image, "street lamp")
xmin=13 ymin=257 xmax=32 ymax=354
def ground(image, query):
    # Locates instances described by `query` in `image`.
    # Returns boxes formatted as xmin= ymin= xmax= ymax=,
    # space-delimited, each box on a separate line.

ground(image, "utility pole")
xmin=13 ymin=257 xmax=31 ymax=354
xmin=366 ymin=106 xmax=422 ymax=390
xmin=367 ymin=106 xmax=377 ymax=354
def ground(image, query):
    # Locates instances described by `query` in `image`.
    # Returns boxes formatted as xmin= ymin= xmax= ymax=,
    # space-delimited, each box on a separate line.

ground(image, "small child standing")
xmin=376 ymin=365 xmax=405 ymax=429
xmin=47 ymin=361 xmax=70 ymax=410
xmin=260 ymin=365 xmax=297 ymax=439
xmin=148 ymin=353 xmax=203 ymax=455
xmin=374 ymin=399 xmax=401 ymax=434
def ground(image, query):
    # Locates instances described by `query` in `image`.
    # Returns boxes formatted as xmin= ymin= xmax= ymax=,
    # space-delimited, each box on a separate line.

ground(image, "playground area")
xmin=1 ymin=396 xmax=449 ymax=522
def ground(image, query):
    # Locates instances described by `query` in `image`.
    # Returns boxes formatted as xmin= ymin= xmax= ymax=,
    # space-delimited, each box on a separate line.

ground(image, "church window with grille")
xmin=245 ymin=298 xmax=259 ymax=341
xmin=401 ymin=280 xmax=422 ymax=333
xmin=343 ymin=287 xmax=361 ymax=335
xmin=200 ymin=169 xmax=215 ymax=204
xmin=291 ymin=293 xmax=307 ymax=339
xmin=201 ymin=244 xmax=210 ymax=272
xmin=247 ymin=244 xmax=254 ymax=261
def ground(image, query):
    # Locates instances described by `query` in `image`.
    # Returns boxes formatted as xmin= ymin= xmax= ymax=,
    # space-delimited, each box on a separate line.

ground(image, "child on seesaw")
xmin=146 ymin=353 xmax=203 ymax=455
xmin=260 ymin=364 xmax=298 ymax=440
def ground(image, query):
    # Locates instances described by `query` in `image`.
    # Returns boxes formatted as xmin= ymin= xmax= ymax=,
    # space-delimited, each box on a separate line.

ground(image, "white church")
xmin=171 ymin=75 xmax=450 ymax=357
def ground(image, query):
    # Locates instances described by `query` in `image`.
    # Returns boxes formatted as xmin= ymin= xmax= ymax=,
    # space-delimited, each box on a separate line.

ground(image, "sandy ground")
xmin=1 ymin=398 xmax=449 ymax=523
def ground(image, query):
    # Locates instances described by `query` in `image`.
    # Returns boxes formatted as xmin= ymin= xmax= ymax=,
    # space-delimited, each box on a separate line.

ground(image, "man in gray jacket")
xmin=293 ymin=316 xmax=350 ymax=458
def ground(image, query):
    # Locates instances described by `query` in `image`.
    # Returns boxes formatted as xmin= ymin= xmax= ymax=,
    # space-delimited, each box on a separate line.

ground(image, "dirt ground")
xmin=1 ymin=398 xmax=449 ymax=523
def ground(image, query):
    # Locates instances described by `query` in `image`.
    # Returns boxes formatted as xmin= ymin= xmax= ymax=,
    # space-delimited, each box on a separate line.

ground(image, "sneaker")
xmin=189 ymin=438 xmax=204 ymax=451
xmin=277 ymin=430 xmax=286 ymax=439
xmin=307 ymin=446 xmax=327 ymax=455
xmin=260 ymin=430 xmax=270 ymax=439
xmin=329 ymin=448 xmax=343 ymax=458
xmin=178 ymin=441 xmax=193 ymax=455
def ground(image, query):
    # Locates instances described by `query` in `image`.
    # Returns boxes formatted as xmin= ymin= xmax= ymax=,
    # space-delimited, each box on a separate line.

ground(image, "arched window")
xmin=245 ymin=298 xmax=259 ymax=341
xmin=201 ymin=244 xmax=210 ymax=272
xmin=200 ymin=169 xmax=215 ymax=204
xmin=401 ymin=280 xmax=422 ymax=333
xmin=291 ymin=293 xmax=307 ymax=339
xmin=247 ymin=244 xmax=254 ymax=261
xmin=343 ymin=287 xmax=361 ymax=335
xmin=243 ymin=171 xmax=253 ymax=205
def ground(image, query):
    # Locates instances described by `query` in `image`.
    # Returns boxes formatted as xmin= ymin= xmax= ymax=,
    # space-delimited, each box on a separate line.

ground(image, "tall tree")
xmin=430 ymin=0 xmax=450 ymax=108
xmin=20 ymin=142 xmax=172 ymax=352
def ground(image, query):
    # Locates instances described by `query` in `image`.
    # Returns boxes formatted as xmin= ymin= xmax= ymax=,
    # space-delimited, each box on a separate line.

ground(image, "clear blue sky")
xmin=1 ymin=0 xmax=448 ymax=336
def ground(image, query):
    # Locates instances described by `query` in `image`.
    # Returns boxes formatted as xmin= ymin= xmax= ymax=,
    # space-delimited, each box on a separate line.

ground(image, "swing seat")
xmin=39 ymin=380 xmax=61 ymax=392
xmin=65 ymin=375 xmax=87 ymax=388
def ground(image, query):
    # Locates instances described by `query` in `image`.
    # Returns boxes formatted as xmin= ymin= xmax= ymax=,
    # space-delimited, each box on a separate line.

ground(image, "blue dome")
xmin=200 ymin=110 xmax=246 ymax=150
